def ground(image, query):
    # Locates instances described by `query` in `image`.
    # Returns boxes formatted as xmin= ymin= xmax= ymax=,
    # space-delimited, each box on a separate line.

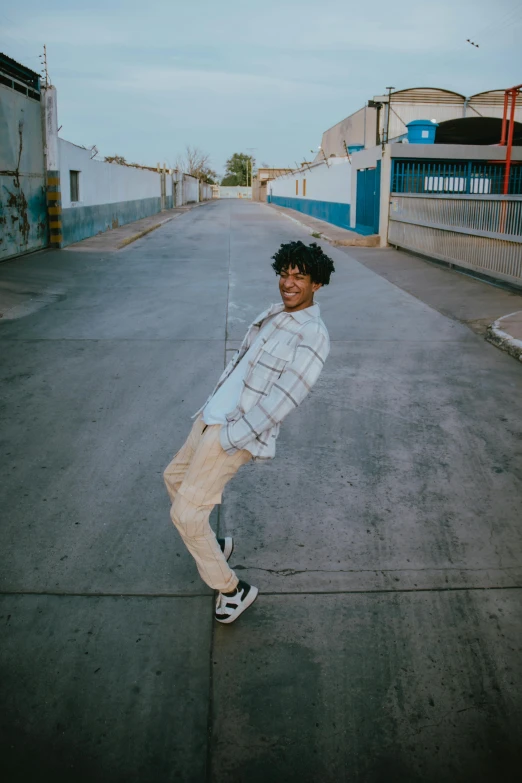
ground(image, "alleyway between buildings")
xmin=1 ymin=200 xmax=521 ymax=782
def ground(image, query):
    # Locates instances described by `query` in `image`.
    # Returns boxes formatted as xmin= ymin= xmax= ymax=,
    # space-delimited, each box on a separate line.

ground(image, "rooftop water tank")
xmin=406 ymin=119 xmax=438 ymax=145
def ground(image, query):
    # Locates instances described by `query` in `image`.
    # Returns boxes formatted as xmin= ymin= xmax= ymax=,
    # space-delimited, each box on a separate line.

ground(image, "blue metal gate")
xmin=391 ymin=159 xmax=522 ymax=195
xmin=356 ymin=161 xmax=381 ymax=234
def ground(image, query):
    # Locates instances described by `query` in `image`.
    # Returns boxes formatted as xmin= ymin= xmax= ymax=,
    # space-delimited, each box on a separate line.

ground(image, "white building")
xmin=316 ymin=87 xmax=522 ymax=159
xmin=268 ymin=85 xmax=522 ymax=240
xmin=268 ymin=158 xmax=351 ymax=229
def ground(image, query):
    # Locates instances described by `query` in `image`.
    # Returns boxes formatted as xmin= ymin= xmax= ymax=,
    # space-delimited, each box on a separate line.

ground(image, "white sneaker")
xmin=215 ymin=580 xmax=259 ymax=624
xmin=218 ymin=537 xmax=234 ymax=561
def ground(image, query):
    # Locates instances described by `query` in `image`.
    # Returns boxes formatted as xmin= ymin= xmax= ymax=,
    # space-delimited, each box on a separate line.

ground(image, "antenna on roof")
xmin=38 ymin=44 xmax=50 ymax=86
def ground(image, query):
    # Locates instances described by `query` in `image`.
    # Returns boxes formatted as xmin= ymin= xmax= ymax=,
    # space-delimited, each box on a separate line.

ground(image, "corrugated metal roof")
xmin=0 ymin=52 xmax=40 ymax=90
xmin=390 ymin=88 xmax=466 ymax=104
xmin=320 ymin=86 xmax=522 ymax=152
xmin=469 ymin=90 xmax=512 ymax=106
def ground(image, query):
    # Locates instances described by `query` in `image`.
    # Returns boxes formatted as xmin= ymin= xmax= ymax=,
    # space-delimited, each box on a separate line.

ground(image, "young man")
xmin=164 ymin=240 xmax=335 ymax=623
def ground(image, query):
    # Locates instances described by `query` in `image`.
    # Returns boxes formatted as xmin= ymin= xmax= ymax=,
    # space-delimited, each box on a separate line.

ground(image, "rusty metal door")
xmin=0 ymin=67 xmax=48 ymax=261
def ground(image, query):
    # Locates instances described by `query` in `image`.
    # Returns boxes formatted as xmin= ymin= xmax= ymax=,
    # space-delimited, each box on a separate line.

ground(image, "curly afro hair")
xmin=271 ymin=240 xmax=335 ymax=286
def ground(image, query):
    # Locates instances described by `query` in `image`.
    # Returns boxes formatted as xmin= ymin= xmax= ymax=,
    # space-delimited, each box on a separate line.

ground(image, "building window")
xmin=70 ymin=170 xmax=80 ymax=202
xmin=303 ymin=179 xmax=307 ymax=197
xmin=295 ymin=179 xmax=299 ymax=195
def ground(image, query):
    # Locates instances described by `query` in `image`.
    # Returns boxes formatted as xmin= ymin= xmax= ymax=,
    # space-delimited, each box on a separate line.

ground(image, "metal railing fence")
xmin=389 ymin=194 xmax=522 ymax=238
xmin=388 ymin=193 xmax=522 ymax=286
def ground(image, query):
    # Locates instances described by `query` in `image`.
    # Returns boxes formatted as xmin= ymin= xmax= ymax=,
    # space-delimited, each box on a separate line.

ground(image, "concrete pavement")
xmin=1 ymin=199 xmax=522 ymax=782
xmin=63 ymin=202 xmax=211 ymax=254
xmin=338 ymin=244 xmax=522 ymax=362
xmin=340 ymin=244 xmax=522 ymax=336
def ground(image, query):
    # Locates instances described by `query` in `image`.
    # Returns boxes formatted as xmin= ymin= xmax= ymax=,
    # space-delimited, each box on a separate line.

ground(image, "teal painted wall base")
xmin=62 ymin=197 xmax=162 ymax=246
xmin=269 ymin=196 xmax=351 ymax=231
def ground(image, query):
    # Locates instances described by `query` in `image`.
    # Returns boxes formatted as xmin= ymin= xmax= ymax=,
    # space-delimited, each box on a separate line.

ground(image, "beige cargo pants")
xmin=163 ymin=416 xmax=251 ymax=592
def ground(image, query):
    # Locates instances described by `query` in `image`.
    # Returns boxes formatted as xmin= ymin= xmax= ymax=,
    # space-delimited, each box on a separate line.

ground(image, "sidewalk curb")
xmin=486 ymin=311 xmax=522 ymax=362
xmin=264 ymin=203 xmax=379 ymax=247
xmin=116 ymin=200 xmax=213 ymax=250
xmin=117 ymin=215 xmax=179 ymax=249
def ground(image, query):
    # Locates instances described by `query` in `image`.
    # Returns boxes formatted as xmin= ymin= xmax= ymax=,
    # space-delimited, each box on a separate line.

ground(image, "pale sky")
xmin=2 ymin=0 xmax=522 ymax=176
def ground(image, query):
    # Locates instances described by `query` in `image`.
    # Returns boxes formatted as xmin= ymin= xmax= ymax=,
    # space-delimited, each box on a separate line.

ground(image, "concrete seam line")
xmin=0 ymin=590 xmax=211 ymax=598
xmin=0 ymin=584 xmax=520 ymax=598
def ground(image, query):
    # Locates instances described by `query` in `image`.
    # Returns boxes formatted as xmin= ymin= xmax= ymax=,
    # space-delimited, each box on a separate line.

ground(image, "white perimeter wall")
xmin=200 ymin=183 xmax=213 ymax=200
xmin=59 ymin=139 xmax=162 ymax=208
xmin=219 ymin=186 xmax=252 ymax=198
xmin=172 ymin=171 xmax=183 ymax=206
xmin=183 ymin=174 xmax=199 ymax=203
xmin=269 ymin=158 xmax=351 ymax=203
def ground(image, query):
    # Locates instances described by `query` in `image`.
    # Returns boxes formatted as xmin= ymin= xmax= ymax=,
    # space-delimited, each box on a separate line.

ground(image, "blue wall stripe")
xmin=269 ymin=196 xmax=351 ymax=231
xmin=61 ymin=197 xmax=162 ymax=246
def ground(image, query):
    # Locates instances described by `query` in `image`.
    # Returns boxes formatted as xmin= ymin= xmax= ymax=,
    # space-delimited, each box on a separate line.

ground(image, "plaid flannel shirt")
xmin=195 ymin=302 xmax=330 ymax=459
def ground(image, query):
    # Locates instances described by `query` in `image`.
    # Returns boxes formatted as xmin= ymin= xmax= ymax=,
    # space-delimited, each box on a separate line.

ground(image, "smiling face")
xmin=278 ymin=265 xmax=322 ymax=312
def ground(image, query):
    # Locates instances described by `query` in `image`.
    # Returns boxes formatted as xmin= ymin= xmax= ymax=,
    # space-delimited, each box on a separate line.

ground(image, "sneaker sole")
xmin=215 ymin=585 xmax=259 ymax=624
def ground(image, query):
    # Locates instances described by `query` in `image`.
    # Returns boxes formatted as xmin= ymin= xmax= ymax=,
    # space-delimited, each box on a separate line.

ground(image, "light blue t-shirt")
xmin=203 ymin=318 xmax=274 ymax=425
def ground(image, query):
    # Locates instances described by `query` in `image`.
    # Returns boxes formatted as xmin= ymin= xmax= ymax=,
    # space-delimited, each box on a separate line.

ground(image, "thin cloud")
xmin=1 ymin=14 xmax=129 ymax=47
xmin=2 ymin=0 xmax=520 ymax=171
xmin=68 ymin=65 xmax=343 ymax=99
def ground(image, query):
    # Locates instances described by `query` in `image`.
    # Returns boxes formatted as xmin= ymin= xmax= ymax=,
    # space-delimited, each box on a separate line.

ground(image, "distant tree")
xmin=104 ymin=155 xmax=127 ymax=165
xmin=221 ymin=152 xmax=256 ymax=186
xmin=175 ymin=145 xmax=217 ymax=183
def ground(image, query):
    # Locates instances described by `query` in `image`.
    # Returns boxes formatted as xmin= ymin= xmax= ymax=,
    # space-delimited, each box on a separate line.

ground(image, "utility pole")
xmin=384 ymin=86 xmax=395 ymax=147
xmin=246 ymin=147 xmax=256 ymax=190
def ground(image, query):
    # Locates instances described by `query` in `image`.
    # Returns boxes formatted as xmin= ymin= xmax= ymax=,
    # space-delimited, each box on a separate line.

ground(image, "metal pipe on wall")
xmin=501 ymin=83 xmax=522 ymax=197
xmin=500 ymin=92 xmax=509 ymax=146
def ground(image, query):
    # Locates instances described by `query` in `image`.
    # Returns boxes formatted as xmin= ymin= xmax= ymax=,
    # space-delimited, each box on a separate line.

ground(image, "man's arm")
xmin=220 ymin=325 xmax=329 ymax=454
